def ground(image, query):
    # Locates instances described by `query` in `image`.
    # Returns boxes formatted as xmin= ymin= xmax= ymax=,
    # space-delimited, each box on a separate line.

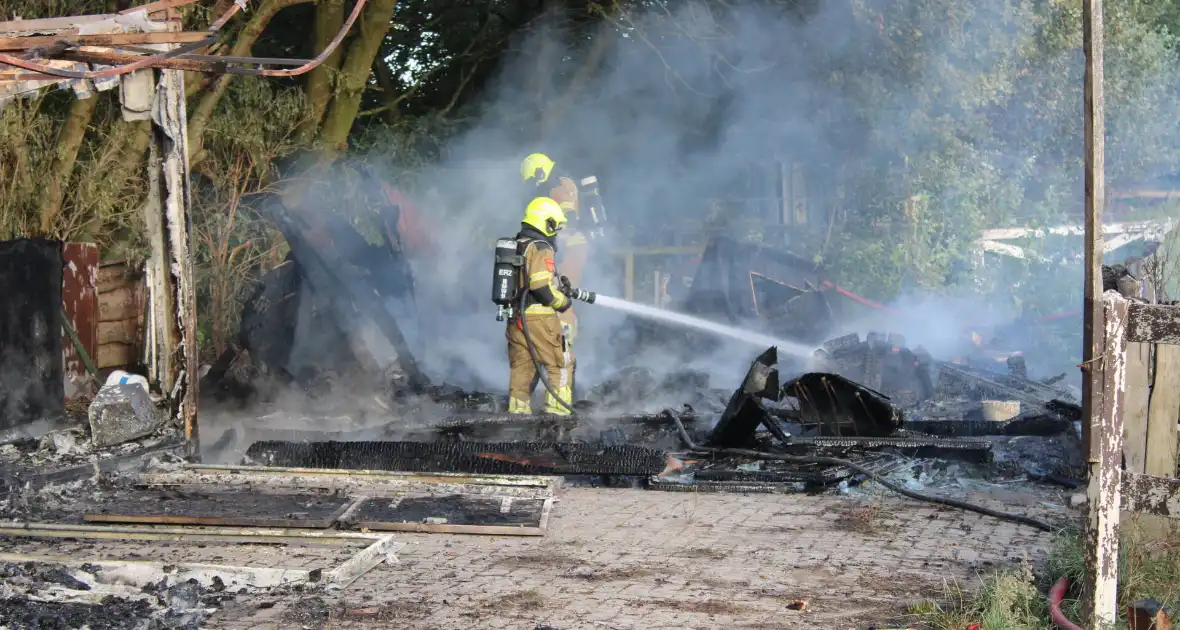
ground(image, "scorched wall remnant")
xmin=0 ymin=238 xmax=65 ymax=437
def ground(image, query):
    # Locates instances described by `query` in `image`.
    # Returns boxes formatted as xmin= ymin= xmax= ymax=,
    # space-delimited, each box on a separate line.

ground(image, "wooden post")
xmin=1084 ymin=292 xmax=1126 ymax=628
xmin=156 ymin=62 xmax=200 ymax=460
xmin=1081 ymin=0 xmax=1106 ymax=472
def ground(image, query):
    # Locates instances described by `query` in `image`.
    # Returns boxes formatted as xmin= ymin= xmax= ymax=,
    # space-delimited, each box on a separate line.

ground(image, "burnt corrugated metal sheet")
xmin=0 ymin=238 xmax=65 ymax=436
xmin=62 ymin=242 xmax=99 ymax=398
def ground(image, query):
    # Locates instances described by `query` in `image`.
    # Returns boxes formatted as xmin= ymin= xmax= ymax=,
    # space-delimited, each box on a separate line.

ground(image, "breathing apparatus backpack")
xmin=492 ymin=237 xmax=524 ymax=321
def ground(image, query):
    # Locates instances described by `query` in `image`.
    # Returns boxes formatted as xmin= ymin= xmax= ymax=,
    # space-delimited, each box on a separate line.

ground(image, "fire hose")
xmin=517 ymin=280 xmax=594 ymax=416
xmin=663 ymin=410 xmax=1055 ymax=533
xmin=1048 ymin=577 xmax=1084 ymax=630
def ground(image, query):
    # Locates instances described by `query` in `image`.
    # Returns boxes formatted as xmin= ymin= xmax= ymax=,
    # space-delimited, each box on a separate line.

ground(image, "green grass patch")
xmin=908 ymin=524 xmax=1180 ymax=629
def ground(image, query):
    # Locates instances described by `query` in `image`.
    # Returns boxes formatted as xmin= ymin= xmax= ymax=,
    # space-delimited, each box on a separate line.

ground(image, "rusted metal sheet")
xmin=1083 ymin=291 xmax=1127 ymax=628
xmin=61 ymin=242 xmax=98 ymax=398
xmin=1126 ymin=302 xmax=1180 ymax=345
xmin=1121 ymin=472 xmax=1180 ymax=520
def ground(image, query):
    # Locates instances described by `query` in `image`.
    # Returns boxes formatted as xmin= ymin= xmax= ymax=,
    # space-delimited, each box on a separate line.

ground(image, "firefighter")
xmin=520 ymin=153 xmax=589 ymax=393
xmin=507 ymin=196 xmax=576 ymax=416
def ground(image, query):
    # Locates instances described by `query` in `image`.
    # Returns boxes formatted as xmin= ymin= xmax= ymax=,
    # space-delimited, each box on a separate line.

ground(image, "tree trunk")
xmin=372 ymin=57 xmax=402 ymax=125
xmin=296 ymin=0 xmax=347 ymax=143
xmin=38 ymin=93 xmax=100 ymax=236
xmin=314 ymin=0 xmax=399 ymax=158
xmin=187 ymin=0 xmax=314 ymax=164
xmin=280 ymin=0 xmax=397 ymax=210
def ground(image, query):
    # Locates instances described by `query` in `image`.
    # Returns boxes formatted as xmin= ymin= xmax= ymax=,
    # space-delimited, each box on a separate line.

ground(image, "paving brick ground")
xmin=189 ymin=485 xmax=1069 ymax=630
xmin=0 ymin=481 xmax=1072 ymax=629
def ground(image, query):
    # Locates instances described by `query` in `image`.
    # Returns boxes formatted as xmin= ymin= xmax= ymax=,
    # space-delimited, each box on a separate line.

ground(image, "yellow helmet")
xmin=522 ymin=196 xmax=567 ymax=237
xmin=521 ymin=153 xmax=556 ymax=184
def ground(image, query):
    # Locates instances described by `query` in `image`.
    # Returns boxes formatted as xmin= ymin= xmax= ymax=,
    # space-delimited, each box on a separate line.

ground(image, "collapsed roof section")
xmin=0 ymin=0 xmax=368 ymax=110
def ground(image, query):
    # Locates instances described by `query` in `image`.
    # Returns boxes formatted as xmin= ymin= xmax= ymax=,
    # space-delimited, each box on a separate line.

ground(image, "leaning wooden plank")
xmin=326 ymin=535 xmax=404 ymax=590
xmin=344 ymin=495 xmax=551 ymax=536
xmin=1126 ymin=302 xmax=1180 ymax=345
xmin=0 ymin=31 xmax=211 ymax=50
xmin=1121 ymin=472 xmax=1180 ymax=520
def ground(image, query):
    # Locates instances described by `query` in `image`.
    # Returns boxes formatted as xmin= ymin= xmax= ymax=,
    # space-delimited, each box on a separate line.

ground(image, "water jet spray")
xmin=592 ymin=295 xmax=817 ymax=359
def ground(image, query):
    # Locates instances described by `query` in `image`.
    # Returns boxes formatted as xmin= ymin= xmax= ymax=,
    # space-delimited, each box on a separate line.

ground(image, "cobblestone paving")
xmin=197 ymin=486 xmax=1069 ymax=630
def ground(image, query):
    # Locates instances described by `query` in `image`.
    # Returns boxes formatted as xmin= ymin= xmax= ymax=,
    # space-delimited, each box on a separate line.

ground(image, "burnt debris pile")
xmin=245 ymin=440 xmax=672 ymax=477
xmin=0 ymin=561 xmax=214 ymax=630
xmin=237 ymin=327 xmax=1082 ymax=502
xmin=201 ymin=198 xmax=425 ymax=406
xmin=611 ymin=236 xmax=833 ymax=363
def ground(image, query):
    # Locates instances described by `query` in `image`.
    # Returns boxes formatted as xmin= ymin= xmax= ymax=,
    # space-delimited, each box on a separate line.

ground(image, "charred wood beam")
xmin=782 ymin=435 xmax=994 ymax=463
xmin=244 ymin=440 xmax=671 ymax=476
xmin=707 ymin=346 xmax=779 ymax=448
xmin=904 ymin=415 xmax=1074 ymax=438
xmin=237 ymin=411 xmax=689 ymax=446
xmin=263 ymin=200 xmax=427 ymax=389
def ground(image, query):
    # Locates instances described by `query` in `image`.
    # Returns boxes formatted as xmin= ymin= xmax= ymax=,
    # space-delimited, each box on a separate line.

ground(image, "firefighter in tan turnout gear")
xmin=503 ymin=197 xmax=595 ymax=415
xmin=520 ymin=153 xmax=607 ymax=397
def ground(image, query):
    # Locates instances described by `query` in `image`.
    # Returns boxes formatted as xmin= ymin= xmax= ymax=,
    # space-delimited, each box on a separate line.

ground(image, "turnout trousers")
xmin=506 ymin=312 xmax=572 ymax=416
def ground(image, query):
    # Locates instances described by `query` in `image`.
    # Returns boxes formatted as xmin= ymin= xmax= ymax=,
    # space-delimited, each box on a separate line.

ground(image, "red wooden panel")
xmin=62 ymin=242 xmax=99 ymax=397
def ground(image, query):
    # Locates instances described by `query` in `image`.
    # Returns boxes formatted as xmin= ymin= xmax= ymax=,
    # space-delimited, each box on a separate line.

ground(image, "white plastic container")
xmin=982 ymin=400 xmax=1020 ymax=422
xmin=104 ymin=370 xmax=150 ymax=395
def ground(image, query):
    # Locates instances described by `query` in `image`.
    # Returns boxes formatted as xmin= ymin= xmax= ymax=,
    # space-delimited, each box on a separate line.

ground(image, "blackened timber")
xmin=904 ymin=415 xmax=1074 ymax=437
xmin=784 ymin=435 xmax=994 ymax=463
xmin=343 ymin=495 xmax=547 ymax=533
xmin=244 ymin=440 xmax=670 ymax=476
xmin=264 ymin=201 xmax=427 ymax=388
xmin=649 ymin=479 xmax=810 ymax=494
xmin=707 ymin=346 xmax=780 ymax=448
xmin=781 ymin=372 xmax=902 ymax=437
xmin=83 ymin=490 xmax=354 ymax=528
xmin=0 ymin=238 xmax=65 ymax=434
